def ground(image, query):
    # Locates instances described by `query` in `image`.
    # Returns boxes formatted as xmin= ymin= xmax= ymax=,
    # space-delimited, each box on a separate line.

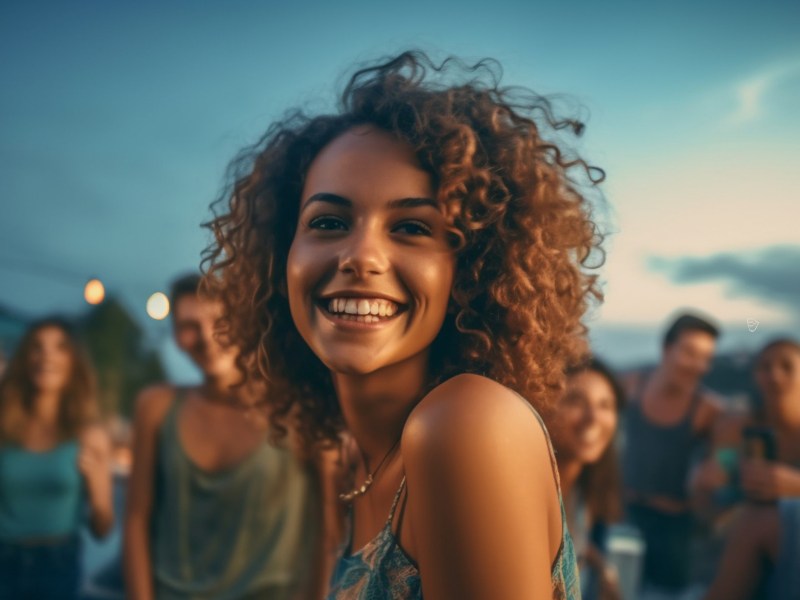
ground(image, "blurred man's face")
xmin=663 ymin=330 xmax=716 ymax=383
xmin=172 ymin=295 xmax=237 ymax=380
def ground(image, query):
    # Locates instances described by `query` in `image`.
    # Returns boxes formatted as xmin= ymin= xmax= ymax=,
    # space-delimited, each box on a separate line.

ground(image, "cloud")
xmin=648 ymin=245 xmax=800 ymax=318
xmin=727 ymin=58 xmax=800 ymax=125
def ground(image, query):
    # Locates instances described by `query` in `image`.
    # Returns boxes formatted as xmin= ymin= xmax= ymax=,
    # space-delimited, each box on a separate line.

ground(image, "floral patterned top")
xmin=326 ymin=400 xmax=581 ymax=599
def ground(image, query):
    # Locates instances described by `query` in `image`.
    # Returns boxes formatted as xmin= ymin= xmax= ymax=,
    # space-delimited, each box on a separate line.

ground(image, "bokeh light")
xmin=84 ymin=279 xmax=105 ymax=305
xmin=146 ymin=292 xmax=170 ymax=320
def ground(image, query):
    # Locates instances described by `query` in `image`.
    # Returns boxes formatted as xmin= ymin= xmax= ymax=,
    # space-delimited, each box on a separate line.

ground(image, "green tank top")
xmin=0 ymin=440 xmax=83 ymax=540
xmin=151 ymin=389 xmax=320 ymax=600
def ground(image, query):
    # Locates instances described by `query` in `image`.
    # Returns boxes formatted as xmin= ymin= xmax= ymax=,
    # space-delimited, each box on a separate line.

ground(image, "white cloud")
xmin=727 ymin=58 xmax=800 ymax=126
xmin=595 ymin=141 xmax=800 ymax=327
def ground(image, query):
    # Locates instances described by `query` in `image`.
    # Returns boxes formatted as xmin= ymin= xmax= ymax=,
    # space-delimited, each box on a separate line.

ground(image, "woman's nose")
xmin=337 ymin=227 xmax=389 ymax=278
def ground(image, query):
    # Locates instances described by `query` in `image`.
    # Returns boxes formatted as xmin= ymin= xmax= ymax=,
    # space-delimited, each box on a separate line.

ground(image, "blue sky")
xmin=1 ymin=0 xmax=798 ymax=376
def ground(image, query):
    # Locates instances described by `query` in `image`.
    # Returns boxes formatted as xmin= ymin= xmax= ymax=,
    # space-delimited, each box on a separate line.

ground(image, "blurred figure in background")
xmin=622 ymin=313 xmax=723 ymax=599
xmin=555 ymin=357 xmax=626 ymax=600
xmin=0 ymin=317 xmax=114 ymax=599
xmin=702 ymin=338 xmax=800 ymax=600
xmin=82 ymin=415 xmax=134 ymax=599
xmin=124 ymin=274 xmax=325 ymax=600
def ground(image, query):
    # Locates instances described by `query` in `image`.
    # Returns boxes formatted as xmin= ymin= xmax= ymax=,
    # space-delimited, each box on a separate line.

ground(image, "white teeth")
xmin=324 ymin=297 xmax=401 ymax=318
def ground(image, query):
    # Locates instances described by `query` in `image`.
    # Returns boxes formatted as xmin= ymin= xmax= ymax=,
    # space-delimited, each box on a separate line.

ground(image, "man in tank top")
xmin=622 ymin=313 xmax=724 ymax=598
xmin=124 ymin=274 xmax=332 ymax=600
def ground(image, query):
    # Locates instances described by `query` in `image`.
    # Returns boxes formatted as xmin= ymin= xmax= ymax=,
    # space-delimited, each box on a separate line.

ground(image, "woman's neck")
xmin=31 ymin=390 xmax=61 ymax=425
xmin=334 ymin=352 xmax=429 ymax=465
xmin=202 ymin=371 xmax=245 ymax=400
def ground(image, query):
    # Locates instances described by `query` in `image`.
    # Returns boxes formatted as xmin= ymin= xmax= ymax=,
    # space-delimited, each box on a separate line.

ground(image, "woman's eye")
xmin=309 ymin=216 xmax=347 ymax=231
xmin=394 ymin=221 xmax=432 ymax=236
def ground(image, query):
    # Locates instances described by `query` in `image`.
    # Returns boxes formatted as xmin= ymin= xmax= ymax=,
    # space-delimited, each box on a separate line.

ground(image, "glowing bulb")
xmin=146 ymin=292 xmax=170 ymax=320
xmin=84 ymin=279 xmax=105 ymax=305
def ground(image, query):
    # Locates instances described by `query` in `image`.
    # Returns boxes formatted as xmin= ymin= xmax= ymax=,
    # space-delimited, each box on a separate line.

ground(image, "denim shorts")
xmin=0 ymin=533 xmax=81 ymax=599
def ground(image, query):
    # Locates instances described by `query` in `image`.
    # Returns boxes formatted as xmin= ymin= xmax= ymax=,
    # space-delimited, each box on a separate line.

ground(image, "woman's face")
xmin=27 ymin=326 xmax=74 ymax=395
xmin=287 ymin=125 xmax=456 ymax=376
xmin=755 ymin=344 xmax=800 ymax=425
xmin=557 ymin=369 xmax=618 ymax=465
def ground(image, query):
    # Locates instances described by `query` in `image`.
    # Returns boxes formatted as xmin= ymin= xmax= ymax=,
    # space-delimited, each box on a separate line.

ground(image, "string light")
xmin=84 ymin=278 xmax=105 ymax=305
xmin=146 ymin=292 xmax=170 ymax=320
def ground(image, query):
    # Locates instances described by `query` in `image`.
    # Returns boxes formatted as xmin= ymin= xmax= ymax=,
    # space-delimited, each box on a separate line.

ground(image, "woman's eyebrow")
xmin=301 ymin=192 xmax=351 ymax=211
xmin=301 ymin=193 xmax=437 ymax=211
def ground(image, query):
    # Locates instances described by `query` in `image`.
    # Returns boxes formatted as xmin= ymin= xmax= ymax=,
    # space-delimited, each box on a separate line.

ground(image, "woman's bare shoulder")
xmin=132 ymin=384 xmax=176 ymax=430
xmin=402 ymin=373 xmax=550 ymax=471
xmin=400 ymin=374 xmax=562 ymax=595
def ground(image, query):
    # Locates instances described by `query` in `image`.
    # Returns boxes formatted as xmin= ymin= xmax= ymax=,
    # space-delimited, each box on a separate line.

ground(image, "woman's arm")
xmin=123 ymin=386 xmax=173 ymax=600
xmin=402 ymin=374 xmax=562 ymax=600
xmin=78 ymin=424 xmax=114 ymax=538
xmin=740 ymin=460 xmax=800 ymax=501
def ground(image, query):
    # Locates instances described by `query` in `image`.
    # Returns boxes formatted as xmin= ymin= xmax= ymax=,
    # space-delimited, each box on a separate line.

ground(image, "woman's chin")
xmin=318 ymin=350 xmax=388 ymax=377
xmin=324 ymin=359 xmax=381 ymax=377
xmin=32 ymin=377 xmax=67 ymax=394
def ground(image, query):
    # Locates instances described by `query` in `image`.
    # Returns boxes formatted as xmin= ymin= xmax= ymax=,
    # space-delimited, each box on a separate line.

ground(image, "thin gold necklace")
xmin=339 ymin=437 xmax=402 ymax=503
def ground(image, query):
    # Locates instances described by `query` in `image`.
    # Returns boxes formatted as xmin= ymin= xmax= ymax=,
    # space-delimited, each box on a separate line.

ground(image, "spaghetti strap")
xmin=387 ymin=475 xmax=407 ymax=527
xmin=510 ymin=390 xmax=563 ymax=490
xmin=160 ymin=386 xmax=187 ymax=435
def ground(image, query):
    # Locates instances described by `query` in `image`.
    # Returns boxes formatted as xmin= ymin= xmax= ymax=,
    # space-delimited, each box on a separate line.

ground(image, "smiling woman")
xmin=0 ymin=317 xmax=113 ymax=600
xmin=203 ymin=50 xmax=606 ymax=599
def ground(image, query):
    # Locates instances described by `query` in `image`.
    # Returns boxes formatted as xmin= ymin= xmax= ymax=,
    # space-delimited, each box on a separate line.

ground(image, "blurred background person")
xmin=700 ymin=338 xmax=800 ymax=600
xmin=555 ymin=357 xmax=626 ymax=600
xmin=0 ymin=317 xmax=114 ymax=599
xmin=82 ymin=415 xmax=133 ymax=599
xmin=622 ymin=313 xmax=723 ymax=598
xmin=124 ymin=274 xmax=326 ymax=600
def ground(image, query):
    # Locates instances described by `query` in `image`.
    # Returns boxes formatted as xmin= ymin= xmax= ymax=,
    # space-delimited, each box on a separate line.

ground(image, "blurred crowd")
xmin=1 ymin=276 xmax=798 ymax=600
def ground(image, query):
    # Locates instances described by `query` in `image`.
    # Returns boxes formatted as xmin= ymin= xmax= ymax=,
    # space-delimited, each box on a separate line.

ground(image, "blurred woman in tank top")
xmin=554 ymin=357 xmax=625 ymax=600
xmin=0 ymin=317 xmax=114 ymax=600
xmin=124 ymin=274 xmax=331 ymax=600
xmin=703 ymin=338 xmax=800 ymax=600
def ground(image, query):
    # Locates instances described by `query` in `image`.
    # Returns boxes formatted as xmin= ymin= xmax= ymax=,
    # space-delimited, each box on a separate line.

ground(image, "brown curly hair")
xmin=203 ymin=50 xmax=606 ymax=445
xmin=0 ymin=317 xmax=99 ymax=444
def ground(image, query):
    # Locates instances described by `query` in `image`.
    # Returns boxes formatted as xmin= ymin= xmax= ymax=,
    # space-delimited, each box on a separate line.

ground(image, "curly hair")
xmin=203 ymin=50 xmax=606 ymax=444
xmin=0 ymin=316 xmax=99 ymax=444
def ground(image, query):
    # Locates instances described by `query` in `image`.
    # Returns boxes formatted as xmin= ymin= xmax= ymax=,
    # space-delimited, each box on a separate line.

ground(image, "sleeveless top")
xmin=0 ymin=440 xmax=83 ymax=540
xmin=151 ymin=389 xmax=320 ymax=600
xmin=326 ymin=394 xmax=581 ymax=599
xmin=622 ymin=373 xmax=703 ymax=503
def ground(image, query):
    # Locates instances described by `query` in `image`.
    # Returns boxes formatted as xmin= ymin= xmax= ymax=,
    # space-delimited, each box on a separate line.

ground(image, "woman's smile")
xmin=316 ymin=292 xmax=408 ymax=328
